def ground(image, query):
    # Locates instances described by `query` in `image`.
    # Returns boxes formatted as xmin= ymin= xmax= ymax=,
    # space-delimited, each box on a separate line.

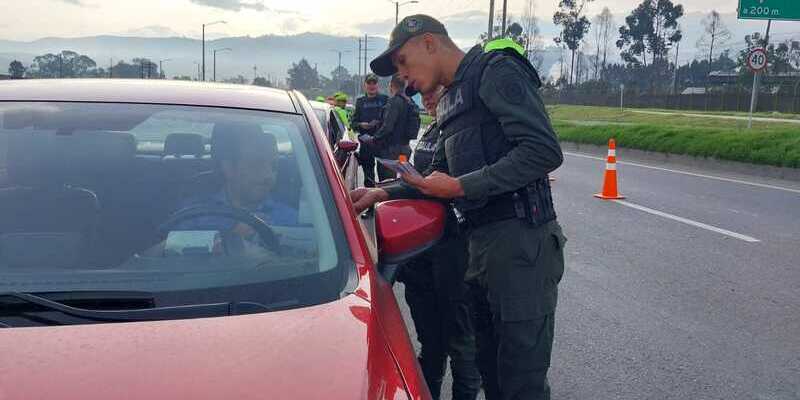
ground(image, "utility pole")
xmin=358 ymin=38 xmax=362 ymax=78
xmin=253 ymin=65 xmax=258 ymax=82
xmin=109 ymin=58 xmax=113 ymax=79
xmin=501 ymin=0 xmax=508 ymax=35
xmin=748 ymin=19 xmax=772 ymax=129
xmin=364 ymin=34 xmax=369 ymax=75
xmin=213 ymin=48 xmax=232 ymax=82
xmin=393 ymin=1 xmax=419 ymax=25
xmin=672 ymin=40 xmax=680 ymax=95
xmin=202 ymin=20 xmax=227 ymax=81
xmin=488 ymin=0 xmax=495 ymax=40
xmin=159 ymin=59 xmax=171 ymax=79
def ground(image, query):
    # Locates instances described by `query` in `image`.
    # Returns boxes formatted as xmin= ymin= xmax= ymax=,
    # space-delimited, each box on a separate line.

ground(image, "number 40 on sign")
xmin=747 ymin=48 xmax=768 ymax=72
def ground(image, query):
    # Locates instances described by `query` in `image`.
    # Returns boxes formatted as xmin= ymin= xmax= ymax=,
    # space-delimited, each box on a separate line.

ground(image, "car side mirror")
xmin=374 ymin=200 xmax=445 ymax=283
xmin=337 ymin=139 xmax=358 ymax=153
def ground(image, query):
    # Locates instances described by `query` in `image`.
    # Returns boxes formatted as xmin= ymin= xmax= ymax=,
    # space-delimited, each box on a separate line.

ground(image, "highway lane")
xmin=548 ymin=151 xmax=799 ymax=400
xmin=389 ymin=149 xmax=800 ymax=399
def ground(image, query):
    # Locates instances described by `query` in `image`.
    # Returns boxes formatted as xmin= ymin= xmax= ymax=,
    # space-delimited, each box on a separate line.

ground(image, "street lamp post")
xmin=392 ymin=0 xmax=419 ymax=24
xmin=159 ymin=59 xmax=172 ymax=79
xmin=202 ymin=20 xmax=226 ymax=81
xmin=488 ymin=0 xmax=495 ymax=40
xmin=213 ymin=48 xmax=232 ymax=82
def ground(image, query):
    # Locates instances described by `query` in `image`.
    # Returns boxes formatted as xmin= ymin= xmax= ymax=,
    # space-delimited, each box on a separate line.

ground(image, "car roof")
xmin=0 ymin=79 xmax=298 ymax=114
xmin=309 ymin=101 xmax=332 ymax=111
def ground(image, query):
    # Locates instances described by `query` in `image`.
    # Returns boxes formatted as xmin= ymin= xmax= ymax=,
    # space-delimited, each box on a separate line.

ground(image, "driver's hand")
xmin=350 ymin=188 xmax=389 ymax=214
xmin=231 ymin=223 xmax=257 ymax=240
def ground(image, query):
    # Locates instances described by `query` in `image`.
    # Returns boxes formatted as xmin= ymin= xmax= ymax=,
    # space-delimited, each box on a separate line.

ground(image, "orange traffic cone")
xmin=594 ymin=139 xmax=625 ymax=200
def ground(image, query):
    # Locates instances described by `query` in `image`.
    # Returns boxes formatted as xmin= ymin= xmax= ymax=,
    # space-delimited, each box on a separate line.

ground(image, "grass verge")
xmin=553 ymin=120 xmax=800 ymax=168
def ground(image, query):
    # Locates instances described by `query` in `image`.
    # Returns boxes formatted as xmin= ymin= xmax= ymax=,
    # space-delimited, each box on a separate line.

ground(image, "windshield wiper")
xmin=0 ymin=292 xmax=272 ymax=326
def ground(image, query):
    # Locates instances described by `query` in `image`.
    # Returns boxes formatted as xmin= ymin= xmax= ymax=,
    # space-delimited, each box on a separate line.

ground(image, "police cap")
xmin=370 ymin=14 xmax=448 ymax=77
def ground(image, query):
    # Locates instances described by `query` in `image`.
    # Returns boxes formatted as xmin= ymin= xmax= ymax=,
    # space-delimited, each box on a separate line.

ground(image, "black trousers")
xmin=467 ymin=219 xmax=566 ymax=400
xmin=400 ymin=233 xmax=482 ymax=400
xmin=357 ymin=145 xmax=377 ymax=187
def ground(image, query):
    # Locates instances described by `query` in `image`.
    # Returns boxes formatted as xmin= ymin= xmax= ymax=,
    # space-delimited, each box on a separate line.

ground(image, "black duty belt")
xmin=463 ymin=194 xmax=518 ymax=229
xmin=462 ymin=180 xmax=556 ymax=230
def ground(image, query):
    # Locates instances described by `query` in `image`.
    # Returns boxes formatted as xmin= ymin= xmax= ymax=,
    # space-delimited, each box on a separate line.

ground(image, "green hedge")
xmin=554 ymin=121 xmax=800 ymax=169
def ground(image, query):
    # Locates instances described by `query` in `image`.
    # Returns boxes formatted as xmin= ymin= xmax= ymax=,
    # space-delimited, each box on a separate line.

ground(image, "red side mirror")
xmin=337 ymin=139 xmax=358 ymax=153
xmin=375 ymin=200 xmax=445 ymax=265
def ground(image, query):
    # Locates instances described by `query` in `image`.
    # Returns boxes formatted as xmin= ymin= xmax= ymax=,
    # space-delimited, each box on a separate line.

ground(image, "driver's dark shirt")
xmin=176 ymin=190 xmax=300 ymax=231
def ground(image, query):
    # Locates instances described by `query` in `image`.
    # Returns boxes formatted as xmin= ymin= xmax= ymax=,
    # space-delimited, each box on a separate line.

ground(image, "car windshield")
xmin=0 ymin=102 xmax=353 ymax=320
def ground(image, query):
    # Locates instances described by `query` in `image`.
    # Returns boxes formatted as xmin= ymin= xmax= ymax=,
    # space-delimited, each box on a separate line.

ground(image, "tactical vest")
xmin=412 ymin=122 xmax=439 ymax=174
xmin=436 ymin=47 xmax=548 ymax=214
xmin=354 ymin=95 xmax=388 ymax=134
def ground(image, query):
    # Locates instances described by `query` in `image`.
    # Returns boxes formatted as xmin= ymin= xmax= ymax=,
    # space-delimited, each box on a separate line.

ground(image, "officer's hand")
xmin=359 ymin=122 xmax=371 ymax=129
xmin=350 ymin=188 xmax=389 ymax=214
xmin=402 ymin=171 xmax=465 ymax=199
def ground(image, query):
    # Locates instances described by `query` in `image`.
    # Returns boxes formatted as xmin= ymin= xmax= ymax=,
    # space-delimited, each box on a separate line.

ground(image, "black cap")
xmin=364 ymin=73 xmax=379 ymax=83
xmin=370 ymin=14 xmax=448 ymax=77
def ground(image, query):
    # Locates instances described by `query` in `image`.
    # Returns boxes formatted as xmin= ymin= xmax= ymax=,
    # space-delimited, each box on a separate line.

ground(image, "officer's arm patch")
xmin=501 ymin=80 xmax=525 ymax=105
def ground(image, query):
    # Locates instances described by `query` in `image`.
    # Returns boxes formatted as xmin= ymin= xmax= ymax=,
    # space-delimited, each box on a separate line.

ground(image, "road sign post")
xmin=738 ymin=0 xmax=800 ymax=21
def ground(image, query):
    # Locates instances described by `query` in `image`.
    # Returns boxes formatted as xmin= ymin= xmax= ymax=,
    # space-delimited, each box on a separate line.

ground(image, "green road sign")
xmin=738 ymin=0 xmax=800 ymax=21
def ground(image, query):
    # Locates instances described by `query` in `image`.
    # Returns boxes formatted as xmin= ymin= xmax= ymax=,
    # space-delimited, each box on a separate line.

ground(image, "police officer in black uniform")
xmin=369 ymin=75 xmax=418 ymax=181
xmin=399 ymin=86 xmax=481 ymax=400
xmin=351 ymin=15 xmax=567 ymax=400
xmin=351 ymin=73 xmax=389 ymax=187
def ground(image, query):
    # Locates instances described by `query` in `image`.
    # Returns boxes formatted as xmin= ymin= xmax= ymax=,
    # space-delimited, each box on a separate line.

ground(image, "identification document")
xmin=375 ymin=158 xmax=422 ymax=178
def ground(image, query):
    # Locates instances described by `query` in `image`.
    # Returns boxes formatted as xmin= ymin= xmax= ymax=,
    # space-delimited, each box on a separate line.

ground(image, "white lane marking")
xmin=628 ymin=109 xmax=800 ymax=125
xmin=564 ymin=151 xmax=800 ymax=195
xmin=613 ymin=200 xmax=760 ymax=243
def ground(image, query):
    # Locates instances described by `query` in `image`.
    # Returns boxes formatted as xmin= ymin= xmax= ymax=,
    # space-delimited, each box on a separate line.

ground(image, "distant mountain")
xmin=0 ymin=11 xmax=795 ymax=83
xmin=0 ymin=33 xmax=389 ymax=83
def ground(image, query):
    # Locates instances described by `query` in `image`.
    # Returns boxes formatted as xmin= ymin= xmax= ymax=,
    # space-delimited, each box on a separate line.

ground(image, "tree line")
xmin=548 ymin=0 xmax=799 ymax=95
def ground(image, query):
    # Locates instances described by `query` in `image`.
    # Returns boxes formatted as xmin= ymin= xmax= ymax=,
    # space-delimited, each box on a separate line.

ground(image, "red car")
xmin=0 ymin=79 xmax=444 ymax=400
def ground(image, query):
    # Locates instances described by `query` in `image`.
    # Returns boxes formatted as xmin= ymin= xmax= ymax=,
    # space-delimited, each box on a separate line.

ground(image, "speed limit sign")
xmin=747 ymin=48 xmax=768 ymax=72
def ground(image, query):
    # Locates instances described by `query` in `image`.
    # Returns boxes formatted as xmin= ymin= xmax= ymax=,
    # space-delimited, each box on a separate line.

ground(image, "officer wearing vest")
xmin=484 ymin=23 xmax=526 ymax=56
xmin=370 ymin=75 xmax=417 ymax=182
xmin=351 ymin=15 xmax=567 ymax=400
xmin=398 ymin=86 xmax=481 ymax=400
xmin=351 ymin=74 xmax=389 ymax=187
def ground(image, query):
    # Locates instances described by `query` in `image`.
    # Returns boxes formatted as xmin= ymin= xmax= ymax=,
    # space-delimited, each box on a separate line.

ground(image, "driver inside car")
xmin=172 ymin=123 xmax=299 ymax=249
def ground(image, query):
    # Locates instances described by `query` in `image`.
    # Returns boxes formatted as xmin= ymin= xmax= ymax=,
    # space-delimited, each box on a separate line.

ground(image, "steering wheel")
xmin=158 ymin=205 xmax=281 ymax=253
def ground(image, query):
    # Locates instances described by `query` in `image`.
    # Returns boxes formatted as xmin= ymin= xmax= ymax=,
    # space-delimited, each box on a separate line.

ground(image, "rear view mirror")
xmin=374 ymin=200 xmax=445 ymax=283
xmin=334 ymin=139 xmax=359 ymax=170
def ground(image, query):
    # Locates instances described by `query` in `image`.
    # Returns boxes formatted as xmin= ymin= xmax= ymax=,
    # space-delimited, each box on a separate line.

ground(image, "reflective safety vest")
xmin=483 ymin=38 xmax=525 ymax=56
xmin=335 ymin=106 xmax=355 ymax=140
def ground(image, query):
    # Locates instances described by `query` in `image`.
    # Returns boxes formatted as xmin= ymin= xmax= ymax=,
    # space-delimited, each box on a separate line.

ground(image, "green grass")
xmin=633 ymin=107 xmax=800 ymax=121
xmin=547 ymin=105 xmax=800 ymax=131
xmin=553 ymin=120 xmax=800 ymax=168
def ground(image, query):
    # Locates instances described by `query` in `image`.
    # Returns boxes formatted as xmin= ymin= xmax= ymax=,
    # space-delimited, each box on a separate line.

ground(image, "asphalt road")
xmin=391 ymin=149 xmax=800 ymax=400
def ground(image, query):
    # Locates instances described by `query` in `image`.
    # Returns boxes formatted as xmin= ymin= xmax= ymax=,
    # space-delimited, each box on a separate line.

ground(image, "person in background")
xmin=333 ymin=93 xmax=351 ymax=130
xmin=369 ymin=74 xmax=418 ymax=182
xmin=351 ymin=73 xmax=389 ymax=188
xmin=398 ymin=86 xmax=482 ymax=400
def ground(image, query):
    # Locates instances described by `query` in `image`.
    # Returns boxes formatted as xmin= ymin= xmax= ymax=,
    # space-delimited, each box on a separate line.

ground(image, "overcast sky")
xmin=1 ymin=0 xmax=742 ymax=43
